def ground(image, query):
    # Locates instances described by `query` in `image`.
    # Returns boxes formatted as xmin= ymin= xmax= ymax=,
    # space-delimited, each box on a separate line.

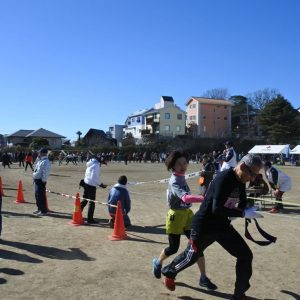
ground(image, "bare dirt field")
xmin=0 ymin=161 xmax=299 ymax=300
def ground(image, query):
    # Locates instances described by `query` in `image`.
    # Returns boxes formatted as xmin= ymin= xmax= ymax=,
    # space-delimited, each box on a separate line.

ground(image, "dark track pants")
xmin=162 ymin=225 xmax=253 ymax=298
xmin=81 ymin=184 xmax=96 ymax=221
xmin=34 ymin=179 xmax=47 ymax=213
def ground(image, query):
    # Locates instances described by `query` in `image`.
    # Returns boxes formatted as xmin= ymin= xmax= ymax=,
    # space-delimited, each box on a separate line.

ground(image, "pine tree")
xmin=258 ymin=95 xmax=300 ymax=143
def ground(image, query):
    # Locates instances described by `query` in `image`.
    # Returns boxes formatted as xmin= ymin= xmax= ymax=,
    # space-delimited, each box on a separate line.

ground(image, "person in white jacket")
xmin=264 ymin=161 xmax=292 ymax=213
xmin=80 ymin=156 xmax=107 ymax=224
xmin=220 ymin=141 xmax=237 ymax=171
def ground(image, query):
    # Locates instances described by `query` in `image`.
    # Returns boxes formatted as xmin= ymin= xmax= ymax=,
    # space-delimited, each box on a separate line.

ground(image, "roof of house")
xmin=128 ymin=108 xmax=151 ymax=117
xmin=7 ymin=130 xmax=34 ymax=137
xmin=83 ymin=128 xmax=108 ymax=139
xmin=27 ymin=128 xmax=66 ymax=138
xmin=161 ymin=96 xmax=174 ymax=102
xmin=7 ymin=128 xmax=66 ymax=138
xmin=186 ymin=97 xmax=233 ymax=106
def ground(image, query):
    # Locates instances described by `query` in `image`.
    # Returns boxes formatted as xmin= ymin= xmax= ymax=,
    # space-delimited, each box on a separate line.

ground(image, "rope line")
xmin=46 ymin=189 xmax=117 ymax=207
xmin=247 ymin=196 xmax=300 ymax=207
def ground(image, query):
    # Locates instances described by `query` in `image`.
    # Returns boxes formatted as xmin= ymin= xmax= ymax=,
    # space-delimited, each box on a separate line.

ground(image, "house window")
xmin=192 ymin=103 xmax=196 ymax=108
xmin=131 ymin=117 xmax=135 ymax=122
xmin=189 ymin=116 xmax=193 ymax=120
xmin=176 ymin=125 xmax=181 ymax=132
xmin=177 ymin=114 xmax=182 ymax=120
xmin=165 ymin=125 xmax=170 ymax=131
xmin=137 ymin=117 xmax=141 ymax=122
xmin=190 ymin=105 xmax=192 ymax=109
xmin=165 ymin=113 xmax=170 ymax=119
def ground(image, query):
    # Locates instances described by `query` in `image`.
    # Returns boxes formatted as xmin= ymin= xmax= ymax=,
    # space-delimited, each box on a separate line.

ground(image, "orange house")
xmin=186 ymin=97 xmax=233 ymax=138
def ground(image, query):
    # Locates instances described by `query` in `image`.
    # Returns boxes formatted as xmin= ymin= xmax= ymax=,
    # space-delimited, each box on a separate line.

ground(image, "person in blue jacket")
xmin=107 ymin=175 xmax=131 ymax=228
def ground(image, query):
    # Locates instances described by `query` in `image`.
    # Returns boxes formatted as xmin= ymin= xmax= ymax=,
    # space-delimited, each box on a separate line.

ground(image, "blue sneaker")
xmin=199 ymin=276 xmax=217 ymax=290
xmin=152 ymin=257 xmax=162 ymax=279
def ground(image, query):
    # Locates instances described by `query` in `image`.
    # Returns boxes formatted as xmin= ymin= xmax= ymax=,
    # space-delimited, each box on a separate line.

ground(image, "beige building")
xmin=144 ymin=96 xmax=186 ymax=137
xmin=186 ymin=97 xmax=232 ymax=138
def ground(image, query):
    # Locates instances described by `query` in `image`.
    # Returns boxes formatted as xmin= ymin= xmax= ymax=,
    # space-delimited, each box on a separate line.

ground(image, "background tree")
xmin=186 ymin=122 xmax=198 ymax=137
xmin=201 ymin=88 xmax=230 ymax=99
xmin=247 ymin=88 xmax=279 ymax=110
xmin=230 ymin=95 xmax=256 ymax=132
xmin=76 ymin=131 xmax=82 ymax=141
xmin=29 ymin=138 xmax=49 ymax=150
xmin=122 ymin=132 xmax=136 ymax=147
xmin=258 ymin=95 xmax=300 ymax=143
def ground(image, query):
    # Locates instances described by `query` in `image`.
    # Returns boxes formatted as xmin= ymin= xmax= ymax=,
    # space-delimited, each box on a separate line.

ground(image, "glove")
xmin=99 ymin=183 xmax=107 ymax=188
xmin=244 ymin=207 xmax=263 ymax=219
xmin=190 ymin=239 xmax=198 ymax=253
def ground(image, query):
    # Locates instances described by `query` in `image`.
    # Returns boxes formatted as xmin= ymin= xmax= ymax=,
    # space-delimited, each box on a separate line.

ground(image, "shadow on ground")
xmin=176 ymin=282 xmax=260 ymax=300
xmin=0 ymin=240 xmax=95 ymax=261
xmin=0 ymin=248 xmax=43 ymax=263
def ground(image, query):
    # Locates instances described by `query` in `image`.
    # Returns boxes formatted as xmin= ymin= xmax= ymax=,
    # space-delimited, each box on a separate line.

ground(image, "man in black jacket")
xmin=161 ymin=154 xmax=263 ymax=300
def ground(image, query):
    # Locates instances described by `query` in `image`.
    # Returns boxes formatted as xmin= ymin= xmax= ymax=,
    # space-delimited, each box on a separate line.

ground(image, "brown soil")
xmin=0 ymin=162 xmax=299 ymax=299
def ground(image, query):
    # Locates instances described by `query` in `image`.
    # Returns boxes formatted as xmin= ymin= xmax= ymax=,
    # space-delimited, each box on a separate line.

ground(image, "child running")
xmin=152 ymin=150 xmax=217 ymax=290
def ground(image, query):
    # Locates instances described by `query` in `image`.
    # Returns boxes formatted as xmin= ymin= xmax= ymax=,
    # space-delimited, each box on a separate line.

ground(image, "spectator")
xmin=264 ymin=161 xmax=292 ymax=213
xmin=107 ymin=175 xmax=131 ymax=228
xmin=32 ymin=148 xmax=51 ymax=216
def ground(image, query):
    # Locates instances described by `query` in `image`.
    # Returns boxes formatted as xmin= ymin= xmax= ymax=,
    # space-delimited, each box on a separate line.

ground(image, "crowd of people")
xmin=0 ymin=141 xmax=295 ymax=299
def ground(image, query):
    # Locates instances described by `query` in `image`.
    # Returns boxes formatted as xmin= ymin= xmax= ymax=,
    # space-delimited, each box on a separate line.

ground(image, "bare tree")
xmin=247 ymin=88 xmax=280 ymax=110
xmin=201 ymin=88 xmax=230 ymax=100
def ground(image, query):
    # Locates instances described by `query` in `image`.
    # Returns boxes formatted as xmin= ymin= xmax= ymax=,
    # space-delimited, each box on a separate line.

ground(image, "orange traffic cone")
xmin=108 ymin=201 xmax=127 ymax=241
xmin=0 ymin=176 xmax=4 ymax=196
xmin=70 ymin=193 xmax=83 ymax=226
xmin=15 ymin=180 xmax=25 ymax=203
xmin=45 ymin=192 xmax=52 ymax=212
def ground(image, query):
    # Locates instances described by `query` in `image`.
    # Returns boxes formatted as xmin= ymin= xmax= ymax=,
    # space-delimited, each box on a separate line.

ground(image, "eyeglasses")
xmin=244 ymin=164 xmax=257 ymax=178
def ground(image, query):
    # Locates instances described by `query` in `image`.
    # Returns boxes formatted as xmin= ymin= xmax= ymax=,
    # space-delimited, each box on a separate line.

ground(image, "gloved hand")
xmin=99 ymin=183 xmax=107 ymax=188
xmin=189 ymin=239 xmax=198 ymax=253
xmin=244 ymin=207 xmax=263 ymax=219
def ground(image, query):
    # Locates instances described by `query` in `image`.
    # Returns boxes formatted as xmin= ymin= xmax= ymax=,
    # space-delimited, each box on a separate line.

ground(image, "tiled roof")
xmin=7 ymin=128 xmax=65 ymax=138
xmin=186 ymin=97 xmax=233 ymax=106
xmin=26 ymin=128 xmax=66 ymax=138
xmin=7 ymin=130 xmax=35 ymax=137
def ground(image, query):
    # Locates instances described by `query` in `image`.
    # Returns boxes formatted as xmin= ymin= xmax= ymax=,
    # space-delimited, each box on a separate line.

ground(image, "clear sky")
xmin=0 ymin=0 xmax=299 ymax=141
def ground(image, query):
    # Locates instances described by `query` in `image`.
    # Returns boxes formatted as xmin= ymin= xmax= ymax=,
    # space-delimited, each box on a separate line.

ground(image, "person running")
xmin=25 ymin=152 xmax=34 ymax=171
xmin=161 ymin=154 xmax=263 ymax=300
xmin=152 ymin=150 xmax=217 ymax=291
xmin=264 ymin=161 xmax=292 ymax=213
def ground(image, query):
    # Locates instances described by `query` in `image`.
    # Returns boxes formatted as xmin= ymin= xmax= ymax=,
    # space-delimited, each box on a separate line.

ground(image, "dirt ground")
xmin=0 ymin=161 xmax=299 ymax=300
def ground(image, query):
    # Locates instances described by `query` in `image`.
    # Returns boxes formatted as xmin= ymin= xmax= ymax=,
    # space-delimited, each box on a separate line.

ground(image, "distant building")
xmin=124 ymin=109 xmax=151 ymax=140
xmin=186 ymin=97 xmax=232 ymax=138
xmin=0 ymin=134 xmax=7 ymax=147
xmin=108 ymin=124 xmax=125 ymax=146
xmin=82 ymin=128 xmax=116 ymax=147
xmin=6 ymin=128 xmax=66 ymax=148
xmin=144 ymin=96 xmax=186 ymax=137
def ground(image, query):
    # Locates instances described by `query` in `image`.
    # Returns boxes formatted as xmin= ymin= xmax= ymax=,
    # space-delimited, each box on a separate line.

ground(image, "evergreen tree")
xmin=258 ymin=95 xmax=300 ymax=143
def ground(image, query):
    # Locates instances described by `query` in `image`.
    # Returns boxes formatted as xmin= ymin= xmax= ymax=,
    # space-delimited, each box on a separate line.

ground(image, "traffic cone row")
xmin=7 ymin=178 xmax=126 ymax=239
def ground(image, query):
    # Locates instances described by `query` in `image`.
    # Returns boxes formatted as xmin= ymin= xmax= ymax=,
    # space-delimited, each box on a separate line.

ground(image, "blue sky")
xmin=0 ymin=0 xmax=299 ymax=141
